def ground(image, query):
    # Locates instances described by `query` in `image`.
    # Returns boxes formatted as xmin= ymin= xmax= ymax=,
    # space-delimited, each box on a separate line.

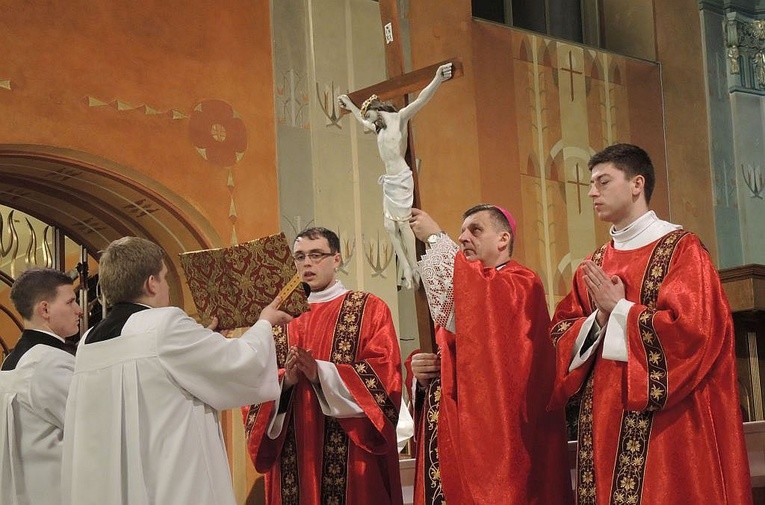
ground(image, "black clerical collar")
xmin=84 ymin=302 xmax=150 ymax=345
xmin=1 ymin=329 xmax=73 ymax=371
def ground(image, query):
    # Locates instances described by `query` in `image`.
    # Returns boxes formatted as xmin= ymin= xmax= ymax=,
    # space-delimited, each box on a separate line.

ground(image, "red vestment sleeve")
xmin=624 ymin=234 xmax=735 ymax=411
xmin=335 ymin=295 xmax=403 ymax=455
xmin=241 ymin=369 xmax=295 ymax=473
xmin=548 ymin=264 xmax=598 ymax=410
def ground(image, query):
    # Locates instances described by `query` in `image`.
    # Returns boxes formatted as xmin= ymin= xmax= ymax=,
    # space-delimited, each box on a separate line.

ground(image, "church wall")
xmin=701 ymin=8 xmax=746 ymax=268
xmin=731 ymin=92 xmax=765 ymax=263
xmin=273 ymin=0 xmax=403 ymax=318
xmin=601 ymin=0 xmax=657 ymax=61
xmin=0 ymin=0 xmax=280 ymax=246
xmin=407 ymin=1 xmax=484 ymax=240
xmin=701 ymin=5 xmax=765 ymax=268
xmin=653 ymin=0 xmax=720 ymax=259
xmin=470 ymin=25 xmax=525 ymax=264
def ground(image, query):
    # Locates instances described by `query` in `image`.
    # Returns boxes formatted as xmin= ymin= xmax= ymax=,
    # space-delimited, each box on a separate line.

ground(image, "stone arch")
xmin=0 ymin=144 xmax=223 ymax=313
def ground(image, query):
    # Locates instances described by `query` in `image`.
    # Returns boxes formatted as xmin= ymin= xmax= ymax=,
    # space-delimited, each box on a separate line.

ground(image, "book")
xmin=179 ymin=233 xmax=309 ymax=330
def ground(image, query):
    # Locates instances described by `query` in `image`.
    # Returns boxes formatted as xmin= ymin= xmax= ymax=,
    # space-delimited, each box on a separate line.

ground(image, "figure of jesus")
xmin=339 ymin=63 xmax=453 ymax=289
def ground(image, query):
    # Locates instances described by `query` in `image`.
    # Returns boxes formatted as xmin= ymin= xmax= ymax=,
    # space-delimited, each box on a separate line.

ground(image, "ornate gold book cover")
xmin=179 ymin=233 xmax=309 ymax=330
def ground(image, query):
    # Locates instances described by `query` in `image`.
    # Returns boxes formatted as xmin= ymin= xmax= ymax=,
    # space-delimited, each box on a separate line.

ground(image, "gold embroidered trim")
xmin=319 ymin=291 xmax=368 ymax=502
xmin=576 ymin=374 xmax=597 ymax=504
xmin=321 ymin=418 xmax=349 ymax=504
xmin=244 ymin=324 xmax=290 ymax=439
xmin=271 ymin=323 xmax=300 ymax=503
xmin=551 ymin=318 xmax=577 ymax=346
xmin=424 ymin=378 xmax=444 ymax=504
xmin=354 ymin=360 xmax=398 ymax=426
xmin=273 ymin=323 xmax=289 ymax=367
xmin=280 ymin=420 xmax=300 ymax=504
xmin=331 ymin=291 xmax=397 ymax=424
xmin=609 ymin=412 xmax=652 ymax=505
xmin=591 ymin=243 xmax=607 ymax=266
xmin=607 ymin=230 xmax=687 ymax=504
xmin=587 ymin=243 xmax=608 ymax=311
xmin=573 ymin=241 xmax=608 ymax=504
xmin=638 ymin=309 xmax=666 ymax=412
xmin=329 ymin=291 xmax=367 ymax=363
xmin=243 ymin=404 xmax=260 ymax=442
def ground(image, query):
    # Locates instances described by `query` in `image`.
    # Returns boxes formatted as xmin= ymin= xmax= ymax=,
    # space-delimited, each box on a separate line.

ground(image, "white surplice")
xmin=61 ymin=307 xmax=280 ymax=505
xmin=0 ymin=344 xmax=74 ymax=505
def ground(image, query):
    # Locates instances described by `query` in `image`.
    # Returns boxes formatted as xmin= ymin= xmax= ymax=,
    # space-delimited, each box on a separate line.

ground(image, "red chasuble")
xmin=550 ymin=231 xmax=752 ymax=504
xmin=435 ymin=253 xmax=573 ymax=505
xmin=242 ymin=291 xmax=403 ymax=505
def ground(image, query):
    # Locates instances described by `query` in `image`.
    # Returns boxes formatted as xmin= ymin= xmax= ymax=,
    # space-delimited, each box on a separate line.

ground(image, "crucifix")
xmin=339 ymin=63 xmax=454 ymax=290
xmin=339 ymin=1 xmax=462 ymax=352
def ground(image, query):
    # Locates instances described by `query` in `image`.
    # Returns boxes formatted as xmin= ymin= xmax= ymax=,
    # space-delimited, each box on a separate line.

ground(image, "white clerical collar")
xmin=610 ymin=210 xmax=657 ymax=243
xmin=610 ymin=210 xmax=682 ymax=250
xmin=29 ymin=328 xmax=67 ymax=344
xmin=308 ymin=280 xmax=348 ymax=303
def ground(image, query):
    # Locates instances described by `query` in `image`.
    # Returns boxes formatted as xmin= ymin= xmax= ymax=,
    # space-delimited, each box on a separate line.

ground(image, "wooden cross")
xmin=342 ymin=59 xmax=463 ymax=115
xmin=559 ymin=51 xmax=582 ymax=102
xmin=343 ymin=1 xmax=462 ymax=353
xmin=566 ymin=162 xmax=589 ymax=213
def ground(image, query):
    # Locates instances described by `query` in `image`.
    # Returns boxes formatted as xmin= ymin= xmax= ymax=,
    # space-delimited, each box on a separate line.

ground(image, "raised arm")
xmin=338 ymin=94 xmax=376 ymax=131
xmin=399 ymin=63 xmax=453 ymax=121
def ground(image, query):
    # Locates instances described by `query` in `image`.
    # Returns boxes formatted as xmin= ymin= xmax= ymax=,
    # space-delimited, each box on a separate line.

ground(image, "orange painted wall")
xmin=471 ymin=23 xmax=526 ymax=263
xmin=407 ymin=1 xmax=483 ymax=242
xmin=0 ymin=0 xmax=279 ymax=244
xmin=653 ymin=0 xmax=717 ymax=258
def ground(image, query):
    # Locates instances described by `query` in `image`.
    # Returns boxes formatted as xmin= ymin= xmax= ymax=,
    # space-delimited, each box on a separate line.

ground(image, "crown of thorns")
xmin=360 ymin=94 xmax=378 ymax=116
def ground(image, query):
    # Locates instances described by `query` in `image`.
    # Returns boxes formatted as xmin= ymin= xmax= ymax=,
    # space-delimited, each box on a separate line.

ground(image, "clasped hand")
xmin=284 ymin=346 xmax=319 ymax=387
xmin=581 ymin=260 xmax=625 ymax=326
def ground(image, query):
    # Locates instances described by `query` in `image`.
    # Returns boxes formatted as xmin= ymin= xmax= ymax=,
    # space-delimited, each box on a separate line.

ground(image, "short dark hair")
xmin=295 ymin=227 xmax=340 ymax=253
xmin=99 ymin=237 xmax=165 ymax=305
xmin=588 ymin=143 xmax=656 ymax=204
xmin=10 ymin=268 xmax=75 ymax=320
xmin=462 ymin=204 xmax=515 ymax=256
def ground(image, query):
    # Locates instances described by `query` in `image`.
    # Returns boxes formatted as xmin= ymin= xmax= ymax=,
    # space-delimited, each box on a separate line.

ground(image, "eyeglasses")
xmin=292 ymin=251 xmax=336 ymax=263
